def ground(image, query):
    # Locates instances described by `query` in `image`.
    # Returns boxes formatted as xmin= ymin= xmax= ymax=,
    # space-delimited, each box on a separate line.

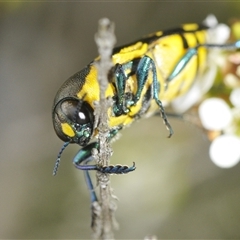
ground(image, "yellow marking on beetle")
xmin=109 ymin=113 xmax=134 ymax=128
xmin=155 ymin=31 xmax=163 ymax=37
xmin=182 ymin=23 xmax=199 ymax=31
xmin=152 ymin=34 xmax=187 ymax=82
xmin=61 ymin=123 xmax=75 ymax=137
xmin=150 ymin=28 xmax=208 ymax=101
xmin=163 ymin=54 xmax=198 ymax=100
xmin=76 ymin=65 xmax=115 ymax=109
xmin=112 ymin=42 xmax=148 ymax=64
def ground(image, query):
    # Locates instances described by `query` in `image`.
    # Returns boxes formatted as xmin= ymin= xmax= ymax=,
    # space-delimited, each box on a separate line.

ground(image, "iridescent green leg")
xmin=166 ymin=40 xmax=240 ymax=84
xmin=73 ymin=129 xmax=136 ymax=203
xmin=112 ymin=62 xmax=133 ymax=116
xmin=134 ymin=56 xmax=174 ymax=137
xmin=166 ymin=48 xmax=198 ymax=83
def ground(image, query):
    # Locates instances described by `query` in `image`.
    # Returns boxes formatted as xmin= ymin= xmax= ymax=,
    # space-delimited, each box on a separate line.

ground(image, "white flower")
xmin=230 ymin=87 xmax=240 ymax=108
xmin=209 ymin=134 xmax=240 ymax=168
xmin=198 ymin=98 xmax=233 ymax=131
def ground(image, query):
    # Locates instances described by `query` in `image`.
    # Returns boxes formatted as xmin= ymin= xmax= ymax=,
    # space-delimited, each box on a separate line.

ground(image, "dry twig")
xmin=92 ymin=18 xmax=118 ymax=240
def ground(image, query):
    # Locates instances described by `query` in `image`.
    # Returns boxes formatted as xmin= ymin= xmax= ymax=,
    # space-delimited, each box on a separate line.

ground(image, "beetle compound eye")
xmin=61 ymin=100 xmax=93 ymax=126
xmin=76 ymin=107 xmax=91 ymax=125
xmin=55 ymin=98 xmax=94 ymax=145
xmin=60 ymin=100 xmax=79 ymax=122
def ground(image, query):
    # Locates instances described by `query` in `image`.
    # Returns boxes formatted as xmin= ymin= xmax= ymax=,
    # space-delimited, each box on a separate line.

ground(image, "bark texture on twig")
xmin=92 ymin=18 xmax=118 ymax=240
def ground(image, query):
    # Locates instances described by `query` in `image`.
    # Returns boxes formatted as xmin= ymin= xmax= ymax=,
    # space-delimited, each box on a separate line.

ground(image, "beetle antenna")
xmin=52 ymin=142 xmax=70 ymax=176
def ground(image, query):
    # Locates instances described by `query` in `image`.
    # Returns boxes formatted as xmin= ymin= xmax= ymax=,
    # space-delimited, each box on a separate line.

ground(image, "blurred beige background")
xmin=1 ymin=2 xmax=240 ymax=239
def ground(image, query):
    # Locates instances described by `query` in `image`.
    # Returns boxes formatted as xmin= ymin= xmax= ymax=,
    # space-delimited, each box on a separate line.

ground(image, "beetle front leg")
xmin=73 ymin=142 xmax=99 ymax=203
xmin=73 ymin=141 xmax=136 ymax=174
xmin=73 ymin=142 xmax=100 ymax=171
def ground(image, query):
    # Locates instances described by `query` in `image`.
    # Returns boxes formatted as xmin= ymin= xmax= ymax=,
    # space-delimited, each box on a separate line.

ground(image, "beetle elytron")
xmin=52 ymin=16 xmax=240 ymax=187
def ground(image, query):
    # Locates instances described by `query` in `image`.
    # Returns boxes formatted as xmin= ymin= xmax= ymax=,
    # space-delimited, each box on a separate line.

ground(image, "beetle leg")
xmin=73 ymin=142 xmax=100 ymax=171
xmin=166 ymin=48 xmax=199 ymax=84
xmin=84 ymin=167 xmax=98 ymax=203
xmin=73 ymin=129 xmax=136 ymax=202
xmin=112 ymin=62 xmax=134 ymax=116
xmin=72 ymin=142 xmax=99 ymax=203
xmin=73 ymin=140 xmax=136 ymax=174
xmin=134 ymin=56 xmax=174 ymax=137
xmin=133 ymin=56 xmax=152 ymax=103
xmin=166 ymin=40 xmax=240 ymax=84
xmin=97 ymin=162 xmax=136 ymax=174
xmin=112 ymin=64 xmax=127 ymax=115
